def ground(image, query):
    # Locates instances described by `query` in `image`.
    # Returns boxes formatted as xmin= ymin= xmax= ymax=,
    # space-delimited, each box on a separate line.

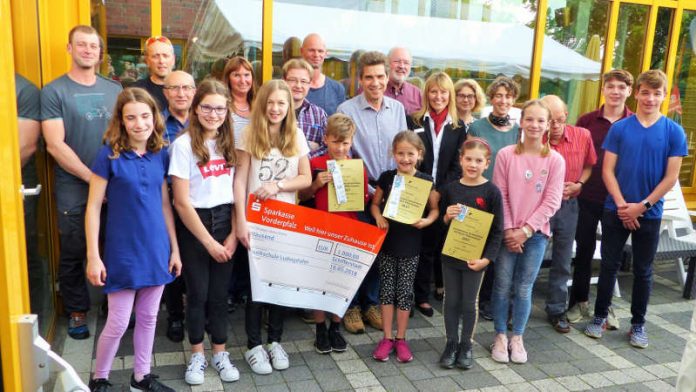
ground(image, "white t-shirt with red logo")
xmin=169 ymin=132 xmax=235 ymax=208
xmin=239 ymin=127 xmax=310 ymax=205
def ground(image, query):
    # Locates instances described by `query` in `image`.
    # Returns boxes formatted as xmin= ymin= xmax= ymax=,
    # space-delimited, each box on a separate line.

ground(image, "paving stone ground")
xmin=53 ymin=263 xmax=693 ymax=391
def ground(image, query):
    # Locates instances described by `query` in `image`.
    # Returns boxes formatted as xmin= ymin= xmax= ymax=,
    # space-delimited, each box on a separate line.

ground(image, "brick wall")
xmin=106 ymin=0 xmax=204 ymax=39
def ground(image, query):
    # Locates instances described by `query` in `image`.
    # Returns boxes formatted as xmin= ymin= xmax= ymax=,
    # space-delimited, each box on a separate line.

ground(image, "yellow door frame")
xmin=1 ymin=1 xmax=30 ymax=389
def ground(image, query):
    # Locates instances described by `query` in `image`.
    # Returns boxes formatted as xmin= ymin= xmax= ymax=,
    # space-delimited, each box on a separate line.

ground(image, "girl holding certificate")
xmin=438 ymin=138 xmax=503 ymax=370
xmin=370 ymin=131 xmax=439 ymax=363
xmin=169 ymin=80 xmax=239 ymax=385
xmin=234 ymin=80 xmax=312 ymax=375
xmin=86 ymin=88 xmax=180 ymax=392
xmin=491 ymin=100 xmax=564 ymax=364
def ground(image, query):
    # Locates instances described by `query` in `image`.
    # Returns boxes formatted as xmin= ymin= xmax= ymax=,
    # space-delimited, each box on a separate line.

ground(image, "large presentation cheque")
xmin=246 ymin=198 xmax=386 ymax=316
xmin=441 ymin=205 xmax=493 ymax=262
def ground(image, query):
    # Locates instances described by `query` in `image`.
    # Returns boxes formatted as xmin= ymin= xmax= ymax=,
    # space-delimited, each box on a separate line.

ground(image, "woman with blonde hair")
xmin=407 ymin=71 xmax=468 ymax=314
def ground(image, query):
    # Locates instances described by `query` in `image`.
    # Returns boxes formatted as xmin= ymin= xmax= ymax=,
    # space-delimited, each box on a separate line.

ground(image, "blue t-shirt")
xmin=306 ymin=77 xmax=345 ymax=116
xmin=602 ymin=115 xmax=687 ymax=219
xmin=91 ymin=145 xmax=173 ymax=293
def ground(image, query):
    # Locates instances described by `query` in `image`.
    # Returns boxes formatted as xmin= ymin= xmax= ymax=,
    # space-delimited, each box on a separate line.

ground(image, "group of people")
xmin=18 ymin=24 xmax=691 ymax=391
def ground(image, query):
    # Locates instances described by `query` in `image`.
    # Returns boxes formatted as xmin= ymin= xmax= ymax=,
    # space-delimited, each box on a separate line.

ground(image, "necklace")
xmin=488 ymin=112 xmax=510 ymax=127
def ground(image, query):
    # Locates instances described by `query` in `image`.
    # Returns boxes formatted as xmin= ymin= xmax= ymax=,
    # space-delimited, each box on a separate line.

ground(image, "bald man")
xmin=386 ymin=47 xmax=422 ymax=114
xmin=301 ymin=33 xmax=345 ymax=115
xmin=133 ymin=35 xmax=176 ymax=111
xmin=540 ymin=95 xmax=596 ymax=334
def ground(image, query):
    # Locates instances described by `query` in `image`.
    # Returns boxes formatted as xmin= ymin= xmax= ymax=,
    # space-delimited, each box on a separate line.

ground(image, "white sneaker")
xmin=212 ymin=351 xmax=240 ymax=382
xmin=245 ymin=345 xmax=272 ymax=375
xmin=267 ymin=342 xmax=289 ymax=370
xmin=184 ymin=352 xmax=207 ymax=385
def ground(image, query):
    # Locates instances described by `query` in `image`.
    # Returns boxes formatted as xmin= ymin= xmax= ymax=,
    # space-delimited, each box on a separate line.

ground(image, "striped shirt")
xmin=549 ymin=124 xmax=597 ymax=183
xmin=296 ymin=98 xmax=328 ymax=159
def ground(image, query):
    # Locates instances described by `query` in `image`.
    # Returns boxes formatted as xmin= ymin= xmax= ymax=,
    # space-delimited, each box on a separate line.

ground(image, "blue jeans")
xmin=546 ymin=199 xmax=579 ymax=316
xmin=595 ymin=211 xmax=661 ymax=326
xmin=492 ymin=233 xmax=549 ymax=335
xmin=350 ymin=209 xmax=380 ymax=309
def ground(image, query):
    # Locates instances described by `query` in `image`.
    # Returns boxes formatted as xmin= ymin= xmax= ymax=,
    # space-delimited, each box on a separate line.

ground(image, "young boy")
xmin=584 ymin=69 xmax=687 ymax=348
xmin=299 ymin=113 xmax=369 ymax=353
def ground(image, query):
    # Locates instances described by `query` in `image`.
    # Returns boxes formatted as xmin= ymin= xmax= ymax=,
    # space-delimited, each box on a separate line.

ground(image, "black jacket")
xmin=407 ymin=115 xmax=468 ymax=191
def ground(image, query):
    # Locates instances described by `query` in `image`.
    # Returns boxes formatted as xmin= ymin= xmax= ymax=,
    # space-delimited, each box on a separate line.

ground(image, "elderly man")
xmin=42 ymin=25 xmax=122 ymax=339
xmin=283 ymin=58 xmax=328 ymax=158
xmin=539 ymin=95 xmax=596 ymax=334
xmin=385 ymin=47 xmax=422 ymax=114
xmin=337 ymin=51 xmax=407 ymax=334
xmin=160 ymin=71 xmax=195 ymax=342
xmin=133 ymin=35 xmax=176 ymax=111
xmin=301 ymin=33 xmax=345 ymax=115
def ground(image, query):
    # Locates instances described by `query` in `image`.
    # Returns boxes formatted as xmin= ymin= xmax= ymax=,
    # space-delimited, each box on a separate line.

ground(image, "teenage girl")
xmin=490 ymin=100 xmax=564 ymax=364
xmin=86 ymin=87 xmax=181 ymax=392
xmin=370 ymin=131 xmax=439 ymax=363
xmin=169 ymin=80 xmax=239 ymax=385
xmin=438 ymin=138 xmax=503 ymax=370
xmin=234 ymin=79 xmax=312 ymax=375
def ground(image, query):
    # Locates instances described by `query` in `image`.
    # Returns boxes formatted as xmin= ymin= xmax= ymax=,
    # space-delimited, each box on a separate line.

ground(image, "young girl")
xmin=370 ymin=131 xmax=439 ymax=363
xmin=234 ymin=80 xmax=312 ymax=374
xmin=438 ymin=138 xmax=503 ymax=370
xmin=169 ymin=80 xmax=239 ymax=385
xmin=491 ymin=100 xmax=564 ymax=364
xmin=85 ymin=87 xmax=181 ymax=392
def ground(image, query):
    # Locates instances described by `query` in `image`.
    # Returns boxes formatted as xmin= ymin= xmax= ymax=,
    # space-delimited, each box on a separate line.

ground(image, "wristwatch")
xmin=277 ymin=180 xmax=286 ymax=191
xmin=642 ymin=199 xmax=653 ymax=210
xmin=521 ymin=226 xmax=533 ymax=238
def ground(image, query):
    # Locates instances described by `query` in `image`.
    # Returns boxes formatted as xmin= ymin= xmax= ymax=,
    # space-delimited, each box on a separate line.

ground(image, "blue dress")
xmin=91 ymin=145 xmax=173 ymax=293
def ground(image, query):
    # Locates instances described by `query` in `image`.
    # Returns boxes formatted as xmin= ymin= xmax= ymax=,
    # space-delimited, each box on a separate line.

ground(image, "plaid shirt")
xmin=296 ymin=99 xmax=328 ymax=158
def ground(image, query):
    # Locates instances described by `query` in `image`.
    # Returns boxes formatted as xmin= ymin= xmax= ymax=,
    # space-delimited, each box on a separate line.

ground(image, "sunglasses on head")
xmin=145 ymin=36 xmax=172 ymax=48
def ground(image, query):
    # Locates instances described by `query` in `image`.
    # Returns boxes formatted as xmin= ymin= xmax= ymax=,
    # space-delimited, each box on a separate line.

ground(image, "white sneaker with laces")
xmin=212 ymin=351 xmax=239 ymax=382
xmin=245 ymin=345 xmax=272 ymax=375
xmin=184 ymin=352 xmax=207 ymax=385
xmin=267 ymin=342 xmax=289 ymax=370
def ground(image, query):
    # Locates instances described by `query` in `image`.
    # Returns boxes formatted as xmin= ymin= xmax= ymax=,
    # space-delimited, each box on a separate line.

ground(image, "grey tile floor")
xmin=54 ymin=263 xmax=693 ymax=391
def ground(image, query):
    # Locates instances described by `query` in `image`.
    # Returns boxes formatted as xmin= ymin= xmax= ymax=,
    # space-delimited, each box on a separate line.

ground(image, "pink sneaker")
xmin=372 ymin=338 xmax=394 ymax=361
xmin=509 ymin=335 xmax=527 ymax=364
xmin=490 ymin=333 xmax=509 ymax=363
xmin=394 ymin=339 xmax=413 ymax=363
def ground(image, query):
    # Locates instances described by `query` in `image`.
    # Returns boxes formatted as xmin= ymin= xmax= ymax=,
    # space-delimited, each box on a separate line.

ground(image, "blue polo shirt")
xmin=602 ymin=115 xmax=687 ymax=219
xmin=162 ymin=107 xmax=188 ymax=145
xmin=91 ymin=145 xmax=173 ymax=293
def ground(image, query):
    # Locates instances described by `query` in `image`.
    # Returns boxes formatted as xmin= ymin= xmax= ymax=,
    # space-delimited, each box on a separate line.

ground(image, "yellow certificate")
xmin=442 ymin=206 xmax=494 ymax=262
xmin=383 ymin=174 xmax=432 ymax=224
xmin=328 ymin=159 xmax=365 ymax=212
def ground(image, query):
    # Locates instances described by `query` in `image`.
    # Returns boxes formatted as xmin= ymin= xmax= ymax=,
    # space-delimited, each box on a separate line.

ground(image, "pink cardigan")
xmin=492 ymin=145 xmax=565 ymax=236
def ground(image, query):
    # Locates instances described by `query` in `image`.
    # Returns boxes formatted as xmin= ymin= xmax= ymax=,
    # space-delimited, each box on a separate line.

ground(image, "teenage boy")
xmin=568 ymin=69 xmax=634 ymax=328
xmin=299 ymin=113 xmax=369 ymax=351
xmin=584 ymin=70 xmax=687 ymax=348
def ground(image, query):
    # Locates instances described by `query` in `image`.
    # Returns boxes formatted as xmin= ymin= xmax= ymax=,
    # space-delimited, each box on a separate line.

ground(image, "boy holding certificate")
xmin=299 ymin=113 xmax=369 ymax=354
xmin=438 ymin=138 xmax=504 ymax=370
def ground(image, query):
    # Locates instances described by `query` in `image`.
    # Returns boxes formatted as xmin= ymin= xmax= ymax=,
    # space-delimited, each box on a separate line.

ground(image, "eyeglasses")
xmin=550 ymin=117 xmax=567 ymax=126
xmin=285 ymin=78 xmax=310 ymax=86
xmin=391 ymin=59 xmax=411 ymax=66
xmin=164 ymin=85 xmax=195 ymax=92
xmin=198 ymin=104 xmax=228 ymax=115
xmin=145 ymin=35 xmax=172 ymax=48
xmin=456 ymin=94 xmax=476 ymax=101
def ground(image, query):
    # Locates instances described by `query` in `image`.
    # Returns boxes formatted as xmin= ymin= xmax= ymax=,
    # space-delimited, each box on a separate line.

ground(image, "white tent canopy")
xmin=202 ymin=0 xmax=601 ymax=81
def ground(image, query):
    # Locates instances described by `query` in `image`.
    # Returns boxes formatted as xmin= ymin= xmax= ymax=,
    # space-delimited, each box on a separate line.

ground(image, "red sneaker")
xmin=372 ymin=338 xmax=394 ymax=361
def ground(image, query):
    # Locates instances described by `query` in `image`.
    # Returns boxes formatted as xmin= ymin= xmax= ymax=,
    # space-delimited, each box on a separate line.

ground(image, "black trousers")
xmin=414 ymin=222 xmax=444 ymax=304
xmin=178 ymin=204 xmax=234 ymax=346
